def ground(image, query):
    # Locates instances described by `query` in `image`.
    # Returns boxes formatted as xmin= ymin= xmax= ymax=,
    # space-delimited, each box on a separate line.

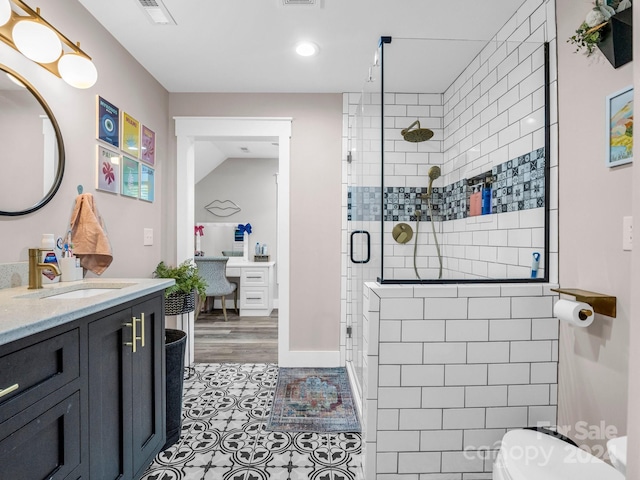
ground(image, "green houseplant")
xmin=153 ymin=260 xmax=207 ymax=448
xmin=568 ymin=0 xmax=632 ymax=68
xmin=153 ymin=260 xmax=208 ymax=315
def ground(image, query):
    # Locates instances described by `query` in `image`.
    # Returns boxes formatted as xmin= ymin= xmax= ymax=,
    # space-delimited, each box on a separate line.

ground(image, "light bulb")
xmin=58 ymin=53 xmax=98 ymax=88
xmin=0 ymin=0 xmax=11 ymax=27
xmin=295 ymin=41 xmax=319 ymax=57
xmin=12 ymin=19 xmax=62 ymax=63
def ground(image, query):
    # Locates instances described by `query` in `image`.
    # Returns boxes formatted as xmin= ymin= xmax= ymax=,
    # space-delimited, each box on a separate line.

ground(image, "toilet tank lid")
xmin=498 ymin=429 xmax=625 ymax=480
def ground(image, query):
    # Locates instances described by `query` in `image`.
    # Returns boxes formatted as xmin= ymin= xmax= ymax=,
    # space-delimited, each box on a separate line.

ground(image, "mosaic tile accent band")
xmin=347 ymin=148 xmax=545 ymax=222
xmin=492 ymin=147 xmax=546 ymax=213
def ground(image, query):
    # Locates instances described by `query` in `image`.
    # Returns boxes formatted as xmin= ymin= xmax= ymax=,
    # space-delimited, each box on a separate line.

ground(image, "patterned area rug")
xmin=266 ymin=367 xmax=361 ymax=433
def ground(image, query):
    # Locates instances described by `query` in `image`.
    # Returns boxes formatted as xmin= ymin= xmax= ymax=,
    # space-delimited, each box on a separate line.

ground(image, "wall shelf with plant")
xmin=568 ymin=0 xmax=633 ymax=69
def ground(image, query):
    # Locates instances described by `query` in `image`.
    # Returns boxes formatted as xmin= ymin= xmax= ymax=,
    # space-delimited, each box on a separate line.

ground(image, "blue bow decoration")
xmin=237 ymin=223 xmax=252 ymax=235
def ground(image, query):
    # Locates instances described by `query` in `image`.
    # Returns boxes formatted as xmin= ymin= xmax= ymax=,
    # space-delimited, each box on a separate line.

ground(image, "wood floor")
xmin=194 ymin=308 xmax=278 ymax=363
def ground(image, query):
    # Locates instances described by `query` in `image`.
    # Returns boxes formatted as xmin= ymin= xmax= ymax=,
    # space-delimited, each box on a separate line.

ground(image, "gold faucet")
xmin=28 ymin=248 xmax=61 ymax=289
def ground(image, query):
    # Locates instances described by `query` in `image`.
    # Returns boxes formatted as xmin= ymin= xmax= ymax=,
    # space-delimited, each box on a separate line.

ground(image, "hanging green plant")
xmin=567 ymin=0 xmax=632 ymax=57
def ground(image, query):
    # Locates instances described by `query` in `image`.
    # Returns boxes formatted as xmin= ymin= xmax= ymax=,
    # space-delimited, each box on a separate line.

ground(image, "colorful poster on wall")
xmin=606 ymin=85 xmax=633 ymax=167
xmin=141 ymin=125 xmax=155 ymax=165
xmin=96 ymin=146 xmax=120 ymax=194
xmin=121 ymin=156 xmax=139 ymax=198
xmin=140 ymin=164 xmax=155 ymax=202
xmin=121 ymin=112 xmax=140 ymax=158
xmin=97 ymin=96 xmax=119 ymax=148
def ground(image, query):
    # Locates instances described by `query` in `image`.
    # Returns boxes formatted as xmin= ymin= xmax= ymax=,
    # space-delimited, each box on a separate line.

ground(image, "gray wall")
xmin=628 ymin=5 xmax=640 ymax=476
xmin=195 ymin=156 xmax=278 ymax=265
xmin=556 ymin=0 xmax=632 ymax=456
xmin=167 ymin=93 xmax=343 ymax=352
xmin=0 ymin=0 xmax=168 ymax=280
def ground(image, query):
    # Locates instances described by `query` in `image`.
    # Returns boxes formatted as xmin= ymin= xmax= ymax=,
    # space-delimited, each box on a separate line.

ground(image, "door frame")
xmin=175 ymin=116 xmax=292 ymax=365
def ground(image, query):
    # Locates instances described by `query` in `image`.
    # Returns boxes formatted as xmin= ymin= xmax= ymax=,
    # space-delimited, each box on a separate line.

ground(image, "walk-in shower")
xmin=345 ymin=35 xmax=551 ymax=403
xmin=347 ymin=36 xmax=550 ymax=284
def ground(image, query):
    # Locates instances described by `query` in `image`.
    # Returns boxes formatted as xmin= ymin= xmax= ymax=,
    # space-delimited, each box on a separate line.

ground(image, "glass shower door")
xmin=345 ymin=48 xmax=382 ymax=401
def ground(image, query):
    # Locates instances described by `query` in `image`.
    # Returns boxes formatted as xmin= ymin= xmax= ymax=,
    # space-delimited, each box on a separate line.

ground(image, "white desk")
xmin=225 ymin=260 xmax=275 ymax=317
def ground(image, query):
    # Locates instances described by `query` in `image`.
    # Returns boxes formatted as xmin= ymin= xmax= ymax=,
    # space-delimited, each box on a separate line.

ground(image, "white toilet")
xmin=607 ymin=436 xmax=627 ymax=476
xmin=494 ymin=429 xmax=625 ymax=480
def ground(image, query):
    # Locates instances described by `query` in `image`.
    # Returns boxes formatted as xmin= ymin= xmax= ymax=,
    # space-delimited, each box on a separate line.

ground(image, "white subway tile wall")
xmin=341 ymin=1 xmax=559 ymax=285
xmin=362 ymin=282 xmax=559 ymax=478
xmin=341 ymin=1 xmax=559 ymax=477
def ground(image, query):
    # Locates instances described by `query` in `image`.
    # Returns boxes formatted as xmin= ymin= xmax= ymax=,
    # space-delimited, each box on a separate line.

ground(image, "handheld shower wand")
xmin=426 ymin=166 xmax=441 ymax=196
xmin=416 ymin=166 xmax=443 ymax=280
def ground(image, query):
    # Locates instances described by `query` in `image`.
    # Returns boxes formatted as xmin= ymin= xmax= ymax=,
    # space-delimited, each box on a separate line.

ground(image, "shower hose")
xmin=413 ymin=198 xmax=443 ymax=280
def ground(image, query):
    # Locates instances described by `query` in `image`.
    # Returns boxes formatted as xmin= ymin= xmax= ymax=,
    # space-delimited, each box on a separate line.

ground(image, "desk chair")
xmin=195 ymin=257 xmax=238 ymax=321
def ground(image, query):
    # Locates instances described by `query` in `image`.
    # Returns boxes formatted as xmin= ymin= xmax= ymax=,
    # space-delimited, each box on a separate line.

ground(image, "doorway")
xmin=174 ymin=117 xmax=292 ymax=366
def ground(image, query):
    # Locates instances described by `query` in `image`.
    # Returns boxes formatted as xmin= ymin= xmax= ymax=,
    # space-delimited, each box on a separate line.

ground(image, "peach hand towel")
xmin=69 ymin=193 xmax=113 ymax=275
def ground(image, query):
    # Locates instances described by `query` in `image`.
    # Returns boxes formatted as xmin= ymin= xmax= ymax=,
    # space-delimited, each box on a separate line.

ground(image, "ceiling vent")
xmin=136 ymin=0 xmax=177 ymax=25
xmin=279 ymin=0 xmax=322 ymax=8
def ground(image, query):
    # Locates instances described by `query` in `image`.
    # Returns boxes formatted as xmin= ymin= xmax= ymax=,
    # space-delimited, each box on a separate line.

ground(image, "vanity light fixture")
xmin=0 ymin=0 xmax=97 ymax=88
xmin=295 ymin=41 xmax=319 ymax=57
xmin=0 ymin=0 xmax=11 ymax=26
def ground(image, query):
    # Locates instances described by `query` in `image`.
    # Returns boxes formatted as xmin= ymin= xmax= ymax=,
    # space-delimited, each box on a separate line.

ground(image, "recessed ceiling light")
xmin=295 ymin=41 xmax=319 ymax=57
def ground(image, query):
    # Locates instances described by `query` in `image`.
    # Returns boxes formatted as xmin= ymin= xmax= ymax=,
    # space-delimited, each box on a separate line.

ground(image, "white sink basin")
xmin=43 ymin=288 xmax=118 ymax=300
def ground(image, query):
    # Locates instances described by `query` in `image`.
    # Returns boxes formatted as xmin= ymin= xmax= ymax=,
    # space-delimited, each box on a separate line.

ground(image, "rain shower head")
xmin=401 ymin=120 xmax=434 ymax=143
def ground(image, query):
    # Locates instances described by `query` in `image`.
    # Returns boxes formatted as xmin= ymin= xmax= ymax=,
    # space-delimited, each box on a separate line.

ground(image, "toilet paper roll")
xmin=554 ymin=299 xmax=594 ymax=327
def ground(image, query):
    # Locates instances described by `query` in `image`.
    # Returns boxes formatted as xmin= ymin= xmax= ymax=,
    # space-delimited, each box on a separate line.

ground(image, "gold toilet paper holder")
xmin=550 ymin=288 xmax=617 ymax=318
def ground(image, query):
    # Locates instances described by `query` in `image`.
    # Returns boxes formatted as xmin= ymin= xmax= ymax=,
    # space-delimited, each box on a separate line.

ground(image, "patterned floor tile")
xmin=143 ymin=363 xmax=363 ymax=480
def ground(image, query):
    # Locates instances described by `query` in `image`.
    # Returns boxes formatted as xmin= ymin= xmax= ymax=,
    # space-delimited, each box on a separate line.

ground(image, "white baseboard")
xmin=346 ymin=361 xmax=363 ymax=419
xmin=278 ymin=350 xmax=341 ymax=367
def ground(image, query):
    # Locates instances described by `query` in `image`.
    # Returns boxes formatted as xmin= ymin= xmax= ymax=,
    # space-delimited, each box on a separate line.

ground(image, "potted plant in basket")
xmin=153 ymin=260 xmax=208 ymax=315
xmin=153 ymin=260 xmax=208 ymax=450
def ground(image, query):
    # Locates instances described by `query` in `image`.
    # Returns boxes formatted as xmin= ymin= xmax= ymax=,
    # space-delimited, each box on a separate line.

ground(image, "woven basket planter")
xmin=165 ymin=290 xmax=196 ymax=315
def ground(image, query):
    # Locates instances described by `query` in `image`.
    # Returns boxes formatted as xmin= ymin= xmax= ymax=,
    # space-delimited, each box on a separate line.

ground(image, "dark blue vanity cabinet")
xmin=0 ymin=291 xmax=166 ymax=480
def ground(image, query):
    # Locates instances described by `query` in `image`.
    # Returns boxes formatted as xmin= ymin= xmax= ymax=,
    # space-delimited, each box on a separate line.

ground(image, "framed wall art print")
xmin=141 ymin=124 xmax=155 ymax=165
xmin=121 ymin=112 xmax=140 ymax=158
xmin=140 ymin=164 xmax=155 ymax=202
xmin=97 ymin=96 xmax=119 ymax=148
xmin=96 ymin=145 xmax=120 ymax=194
xmin=606 ymin=85 xmax=633 ymax=167
xmin=121 ymin=156 xmax=140 ymax=199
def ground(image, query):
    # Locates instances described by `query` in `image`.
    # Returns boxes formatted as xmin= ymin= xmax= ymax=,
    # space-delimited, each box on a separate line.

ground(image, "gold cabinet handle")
xmin=124 ymin=319 xmax=137 ymax=353
xmin=135 ymin=313 xmax=145 ymax=348
xmin=0 ymin=383 xmax=19 ymax=398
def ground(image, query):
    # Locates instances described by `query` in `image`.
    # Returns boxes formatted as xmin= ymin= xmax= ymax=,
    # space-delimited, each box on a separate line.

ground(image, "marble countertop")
xmin=0 ymin=278 xmax=175 ymax=346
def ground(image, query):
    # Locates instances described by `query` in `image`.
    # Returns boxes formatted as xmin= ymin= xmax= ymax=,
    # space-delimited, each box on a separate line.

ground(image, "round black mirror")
xmin=0 ymin=65 xmax=65 ymax=216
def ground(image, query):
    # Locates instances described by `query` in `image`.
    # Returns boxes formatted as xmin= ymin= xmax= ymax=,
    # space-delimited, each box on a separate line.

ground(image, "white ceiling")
xmin=76 ymin=0 xmax=527 ymax=176
xmin=77 ymin=0 xmax=527 ymax=94
xmin=193 ymin=140 xmax=279 ymax=184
